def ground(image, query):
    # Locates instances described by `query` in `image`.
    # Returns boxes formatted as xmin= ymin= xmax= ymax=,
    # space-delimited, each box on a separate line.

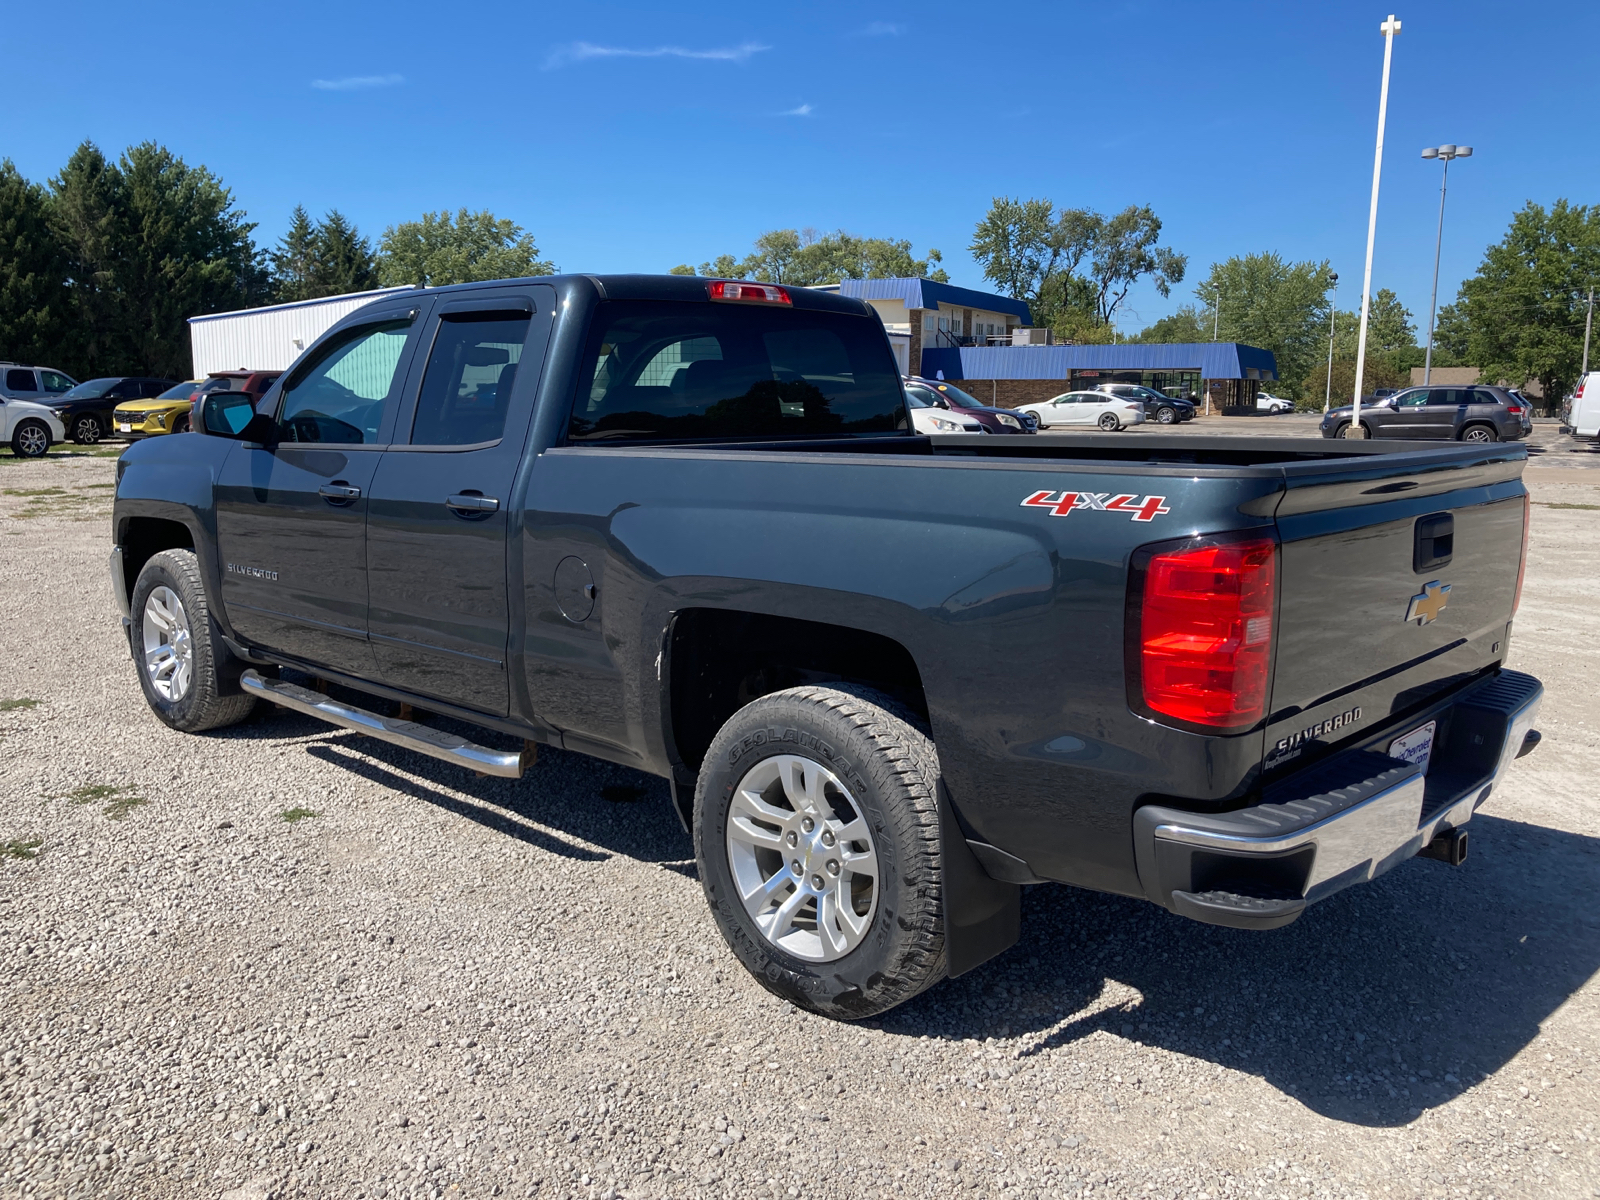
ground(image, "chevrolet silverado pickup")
xmin=109 ymin=274 xmax=1543 ymax=1019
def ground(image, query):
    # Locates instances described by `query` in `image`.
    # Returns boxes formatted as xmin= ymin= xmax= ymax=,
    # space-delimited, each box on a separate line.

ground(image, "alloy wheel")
xmin=1462 ymin=426 xmax=1495 ymax=443
xmin=725 ymin=753 xmax=880 ymax=962
xmin=142 ymin=586 xmax=194 ymax=702
xmin=73 ymin=416 xmax=102 ymax=444
xmin=15 ymin=422 xmax=48 ymax=457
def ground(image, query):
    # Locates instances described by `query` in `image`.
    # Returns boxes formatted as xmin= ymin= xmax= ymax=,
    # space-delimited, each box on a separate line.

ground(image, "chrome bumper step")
xmin=240 ymin=670 xmax=533 ymax=778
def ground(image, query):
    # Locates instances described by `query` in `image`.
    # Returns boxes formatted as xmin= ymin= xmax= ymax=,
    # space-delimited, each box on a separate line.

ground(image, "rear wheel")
xmin=1098 ymin=412 xmax=1121 ymax=431
xmin=130 ymin=549 xmax=256 ymax=733
xmin=10 ymin=419 xmax=50 ymax=458
xmin=695 ymin=686 xmax=945 ymax=1020
xmin=71 ymin=414 xmax=103 ymax=445
xmin=1460 ymin=423 xmax=1498 ymax=443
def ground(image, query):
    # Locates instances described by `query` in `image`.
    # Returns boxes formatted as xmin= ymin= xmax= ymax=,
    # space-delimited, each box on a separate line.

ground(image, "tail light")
xmin=1127 ymin=533 xmax=1278 ymax=731
xmin=1577 ymin=378 xmax=1588 ymax=400
xmin=1506 ymin=404 xmax=1526 ymax=416
xmin=708 ymin=281 xmax=791 ymax=305
xmin=1513 ymin=493 xmax=1530 ymax=614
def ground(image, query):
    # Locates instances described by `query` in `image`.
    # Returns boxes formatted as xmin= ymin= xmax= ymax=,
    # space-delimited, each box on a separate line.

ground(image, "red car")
xmin=902 ymin=377 xmax=1036 ymax=434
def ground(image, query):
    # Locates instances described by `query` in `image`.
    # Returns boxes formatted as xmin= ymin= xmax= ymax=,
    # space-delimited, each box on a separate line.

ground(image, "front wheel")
xmin=11 ymin=419 xmax=50 ymax=458
xmin=695 ymin=686 xmax=946 ymax=1020
xmin=171 ymin=413 xmax=190 ymax=435
xmin=71 ymin=415 xmax=103 ymax=445
xmin=130 ymin=549 xmax=256 ymax=733
xmin=1097 ymin=412 xmax=1121 ymax=431
xmin=1337 ymin=421 xmax=1373 ymax=439
xmin=1155 ymin=406 xmax=1176 ymax=424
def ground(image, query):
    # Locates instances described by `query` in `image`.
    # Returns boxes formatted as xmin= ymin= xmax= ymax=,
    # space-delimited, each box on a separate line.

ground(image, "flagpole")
xmin=1350 ymin=14 xmax=1402 ymax=439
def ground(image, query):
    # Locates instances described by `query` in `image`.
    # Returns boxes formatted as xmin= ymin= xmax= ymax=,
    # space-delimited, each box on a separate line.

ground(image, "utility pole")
xmin=1212 ymin=300 xmax=1220 ymax=342
xmin=1351 ymin=14 xmax=1401 ymax=439
xmin=1421 ymin=144 xmax=1472 ymax=384
xmin=1324 ymin=273 xmax=1339 ymax=414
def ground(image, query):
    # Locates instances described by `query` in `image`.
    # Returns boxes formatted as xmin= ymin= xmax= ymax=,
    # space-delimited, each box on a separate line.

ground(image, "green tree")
xmin=272 ymin=205 xmax=319 ymax=302
xmin=312 ymin=210 xmax=378 ymax=296
xmin=1435 ymin=199 xmax=1600 ymax=404
xmin=683 ymin=228 xmax=947 ymax=286
xmin=48 ymin=140 xmax=265 ymax=379
xmin=0 ymin=160 xmax=71 ymax=368
xmin=969 ymin=198 xmax=1184 ymax=328
xmin=377 ymin=209 xmax=554 ymax=288
xmin=1134 ymin=305 xmax=1209 ymax=343
xmin=1194 ymin=253 xmax=1335 ymax=399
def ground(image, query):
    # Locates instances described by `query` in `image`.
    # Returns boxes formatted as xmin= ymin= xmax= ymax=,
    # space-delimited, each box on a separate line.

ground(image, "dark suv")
xmin=1320 ymin=385 xmax=1530 ymax=442
xmin=48 ymin=377 xmax=179 ymax=444
xmin=1093 ymin=384 xmax=1196 ymax=424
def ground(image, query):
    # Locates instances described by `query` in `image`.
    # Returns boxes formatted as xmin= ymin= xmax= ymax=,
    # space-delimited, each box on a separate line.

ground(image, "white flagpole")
xmin=1351 ymin=14 xmax=1402 ymax=439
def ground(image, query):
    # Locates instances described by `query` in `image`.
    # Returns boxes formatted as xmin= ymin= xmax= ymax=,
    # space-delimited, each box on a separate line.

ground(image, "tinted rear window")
xmin=568 ymin=300 xmax=905 ymax=442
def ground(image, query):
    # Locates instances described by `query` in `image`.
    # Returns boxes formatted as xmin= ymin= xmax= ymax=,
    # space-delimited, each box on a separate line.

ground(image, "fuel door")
xmin=553 ymin=556 xmax=596 ymax=623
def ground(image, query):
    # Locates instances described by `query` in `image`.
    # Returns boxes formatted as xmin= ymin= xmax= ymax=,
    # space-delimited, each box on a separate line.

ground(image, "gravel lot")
xmin=2 ymin=426 xmax=1598 ymax=1200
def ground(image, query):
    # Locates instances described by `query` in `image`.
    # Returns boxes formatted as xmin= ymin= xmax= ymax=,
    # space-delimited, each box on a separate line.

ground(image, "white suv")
xmin=1 ymin=394 xmax=66 ymax=457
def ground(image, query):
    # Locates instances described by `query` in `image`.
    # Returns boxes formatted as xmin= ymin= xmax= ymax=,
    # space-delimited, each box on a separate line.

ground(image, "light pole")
xmin=1421 ymin=144 xmax=1472 ymax=385
xmin=1324 ymin=272 xmax=1339 ymax=414
xmin=1351 ymin=14 xmax=1402 ymax=439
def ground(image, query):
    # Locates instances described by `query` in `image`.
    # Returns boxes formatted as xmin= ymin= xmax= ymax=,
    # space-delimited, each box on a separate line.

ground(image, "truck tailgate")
xmin=1264 ymin=447 xmax=1527 ymax=775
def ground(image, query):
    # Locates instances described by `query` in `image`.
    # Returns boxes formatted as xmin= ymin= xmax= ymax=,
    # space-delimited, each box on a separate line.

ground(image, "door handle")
xmin=446 ymin=493 xmax=500 ymax=516
xmin=318 ymin=482 xmax=361 ymax=504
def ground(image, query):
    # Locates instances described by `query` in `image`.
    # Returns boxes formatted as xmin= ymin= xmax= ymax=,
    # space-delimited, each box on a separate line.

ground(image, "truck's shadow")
xmin=235 ymin=703 xmax=1596 ymax=1130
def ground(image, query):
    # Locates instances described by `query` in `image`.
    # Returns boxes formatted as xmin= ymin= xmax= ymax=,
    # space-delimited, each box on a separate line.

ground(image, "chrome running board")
xmin=240 ymin=670 xmax=532 ymax=778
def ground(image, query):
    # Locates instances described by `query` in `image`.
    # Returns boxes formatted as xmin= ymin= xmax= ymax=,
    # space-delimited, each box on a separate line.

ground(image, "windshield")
xmin=904 ymin=387 xmax=934 ymax=409
xmin=570 ymin=300 xmax=906 ymax=441
xmin=157 ymin=382 xmax=200 ymax=400
xmin=930 ymin=382 xmax=983 ymax=407
xmin=61 ymin=378 xmax=120 ymax=399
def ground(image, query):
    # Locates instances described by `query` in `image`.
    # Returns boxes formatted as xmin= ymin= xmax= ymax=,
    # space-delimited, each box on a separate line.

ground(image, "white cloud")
xmin=855 ymin=21 xmax=906 ymax=36
xmin=780 ymin=104 xmax=813 ymax=117
xmin=311 ymin=73 xmax=404 ymax=91
xmin=544 ymin=41 xmax=769 ymax=69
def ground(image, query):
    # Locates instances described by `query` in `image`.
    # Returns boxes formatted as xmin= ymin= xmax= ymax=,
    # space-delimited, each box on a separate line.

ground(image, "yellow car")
xmin=112 ymin=372 xmax=280 ymax=439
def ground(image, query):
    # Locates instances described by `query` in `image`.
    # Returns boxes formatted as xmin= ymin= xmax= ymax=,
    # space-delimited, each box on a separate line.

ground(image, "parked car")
xmin=903 ymin=377 xmax=1032 ymax=433
xmin=110 ymin=272 xmax=1542 ymax=1021
xmin=906 ymin=386 xmax=984 ymax=434
xmin=1566 ymin=372 xmax=1600 ymax=438
xmin=1016 ymin=390 xmax=1145 ymax=430
xmin=48 ymin=377 xmax=178 ymax=444
xmin=113 ymin=372 xmax=279 ymax=439
xmin=1 ymin=393 xmax=66 ymax=457
xmin=0 ymin=363 xmax=78 ymax=403
xmin=1093 ymin=384 xmax=1195 ymax=424
xmin=1256 ymin=392 xmax=1294 ymax=414
xmin=1320 ymin=385 xmax=1530 ymax=442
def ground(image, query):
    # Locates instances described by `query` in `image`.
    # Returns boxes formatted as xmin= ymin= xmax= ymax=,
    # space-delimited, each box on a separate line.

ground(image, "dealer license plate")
xmin=118 ymin=423 xmax=132 ymax=433
xmin=1388 ymin=721 xmax=1437 ymax=774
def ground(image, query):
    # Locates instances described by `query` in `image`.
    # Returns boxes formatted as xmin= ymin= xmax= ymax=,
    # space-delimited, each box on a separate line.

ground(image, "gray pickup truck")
xmin=110 ymin=274 xmax=1543 ymax=1019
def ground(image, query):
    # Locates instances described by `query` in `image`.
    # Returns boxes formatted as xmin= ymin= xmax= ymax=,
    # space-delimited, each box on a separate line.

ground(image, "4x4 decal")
xmin=1021 ymin=490 xmax=1171 ymax=522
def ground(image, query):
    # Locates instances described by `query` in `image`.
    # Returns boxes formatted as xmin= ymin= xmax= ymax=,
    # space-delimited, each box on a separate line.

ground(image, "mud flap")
xmin=939 ymin=785 xmax=1020 ymax=977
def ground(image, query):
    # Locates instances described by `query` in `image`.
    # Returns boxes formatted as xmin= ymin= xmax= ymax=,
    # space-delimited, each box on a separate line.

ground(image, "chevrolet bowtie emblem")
xmin=1405 ymin=580 xmax=1452 ymax=625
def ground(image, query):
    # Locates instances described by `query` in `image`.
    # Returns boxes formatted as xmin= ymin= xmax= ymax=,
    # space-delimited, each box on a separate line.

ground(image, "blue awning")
xmin=837 ymin=277 xmax=1032 ymax=323
xmin=936 ymin=342 xmax=1277 ymax=382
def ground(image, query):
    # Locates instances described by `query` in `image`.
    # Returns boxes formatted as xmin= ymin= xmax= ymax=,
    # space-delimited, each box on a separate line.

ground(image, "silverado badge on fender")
xmin=1405 ymin=580 xmax=1452 ymax=625
xmin=1021 ymin=490 xmax=1171 ymax=521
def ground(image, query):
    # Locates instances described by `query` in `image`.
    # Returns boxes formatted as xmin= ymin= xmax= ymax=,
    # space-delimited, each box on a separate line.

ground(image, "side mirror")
xmin=198 ymin=391 xmax=275 ymax=442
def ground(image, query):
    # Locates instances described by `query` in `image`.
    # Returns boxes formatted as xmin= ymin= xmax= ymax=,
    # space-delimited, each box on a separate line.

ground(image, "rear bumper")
xmin=1133 ymin=669 xmax=1543 ymax=929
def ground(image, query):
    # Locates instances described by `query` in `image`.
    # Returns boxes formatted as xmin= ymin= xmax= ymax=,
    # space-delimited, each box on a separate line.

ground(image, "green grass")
xmin=1535 ymin=502 xmax=1600 ymax=511
xmin=280 ymin=807 xmax=318 ymax=823
xmin=0 ymin=698 xmax=39 ymax=712
xmin=53 ymin=783 xmax=148 ymax=820
xmin=2 ymin=838 xmax=42 ymax=861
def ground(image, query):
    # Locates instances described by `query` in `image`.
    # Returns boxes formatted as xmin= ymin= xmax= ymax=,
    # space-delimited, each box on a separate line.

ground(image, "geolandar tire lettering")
xmin=129 ymin=549 xmax=257 ymax=734
xmin=694 ymin=685 xmax=947 ymax=1020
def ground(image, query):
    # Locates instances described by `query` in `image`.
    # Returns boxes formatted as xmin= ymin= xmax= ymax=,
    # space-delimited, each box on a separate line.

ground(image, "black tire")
xmin=70 ymin=414 xmax=103 ymax=445
xmin=1335 ymin=421 xmax=1373 ymax=440
xmin=1097 ymin=412 xmax=1120 ymax=431
xmin=129 ymin=549 xmax=256 ymax=733
xmin=10 ymin=418 xmax=51 ymax=458
xmin=171 ymin=413 xmax=190 ymax=435
xmin=1460 ymin=423 xmax=1498 ymax=443
xmin=1155 ymin=406 xmax=1176 ymax=424
xmin=695 ymin=686 xmax=946 ymax=1020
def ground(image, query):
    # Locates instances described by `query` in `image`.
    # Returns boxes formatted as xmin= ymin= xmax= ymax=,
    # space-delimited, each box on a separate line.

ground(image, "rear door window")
xmin=569 ymin=300 xmax=904 ymax=442
xmin=410 ymin=311 xmax=532 ymax=445
xmin=5 ymin=369 xmax=35 ymax=392
xmin=1427 ymin=390 xmax=1464 ymax=406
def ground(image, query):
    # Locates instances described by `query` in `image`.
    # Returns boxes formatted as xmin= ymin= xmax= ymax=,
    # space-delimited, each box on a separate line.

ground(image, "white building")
xmin=187 ymin=286 xmax=414 ymax=377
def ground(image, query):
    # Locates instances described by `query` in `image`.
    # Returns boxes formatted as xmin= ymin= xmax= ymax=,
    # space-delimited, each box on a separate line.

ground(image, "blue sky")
xmin=4 ymin=0 xmax=1595 ymax=333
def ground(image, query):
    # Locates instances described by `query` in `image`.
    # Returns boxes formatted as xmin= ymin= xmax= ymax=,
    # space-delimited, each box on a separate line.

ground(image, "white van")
xmin=1566 ymin=372 xmax=1600 ymax=438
